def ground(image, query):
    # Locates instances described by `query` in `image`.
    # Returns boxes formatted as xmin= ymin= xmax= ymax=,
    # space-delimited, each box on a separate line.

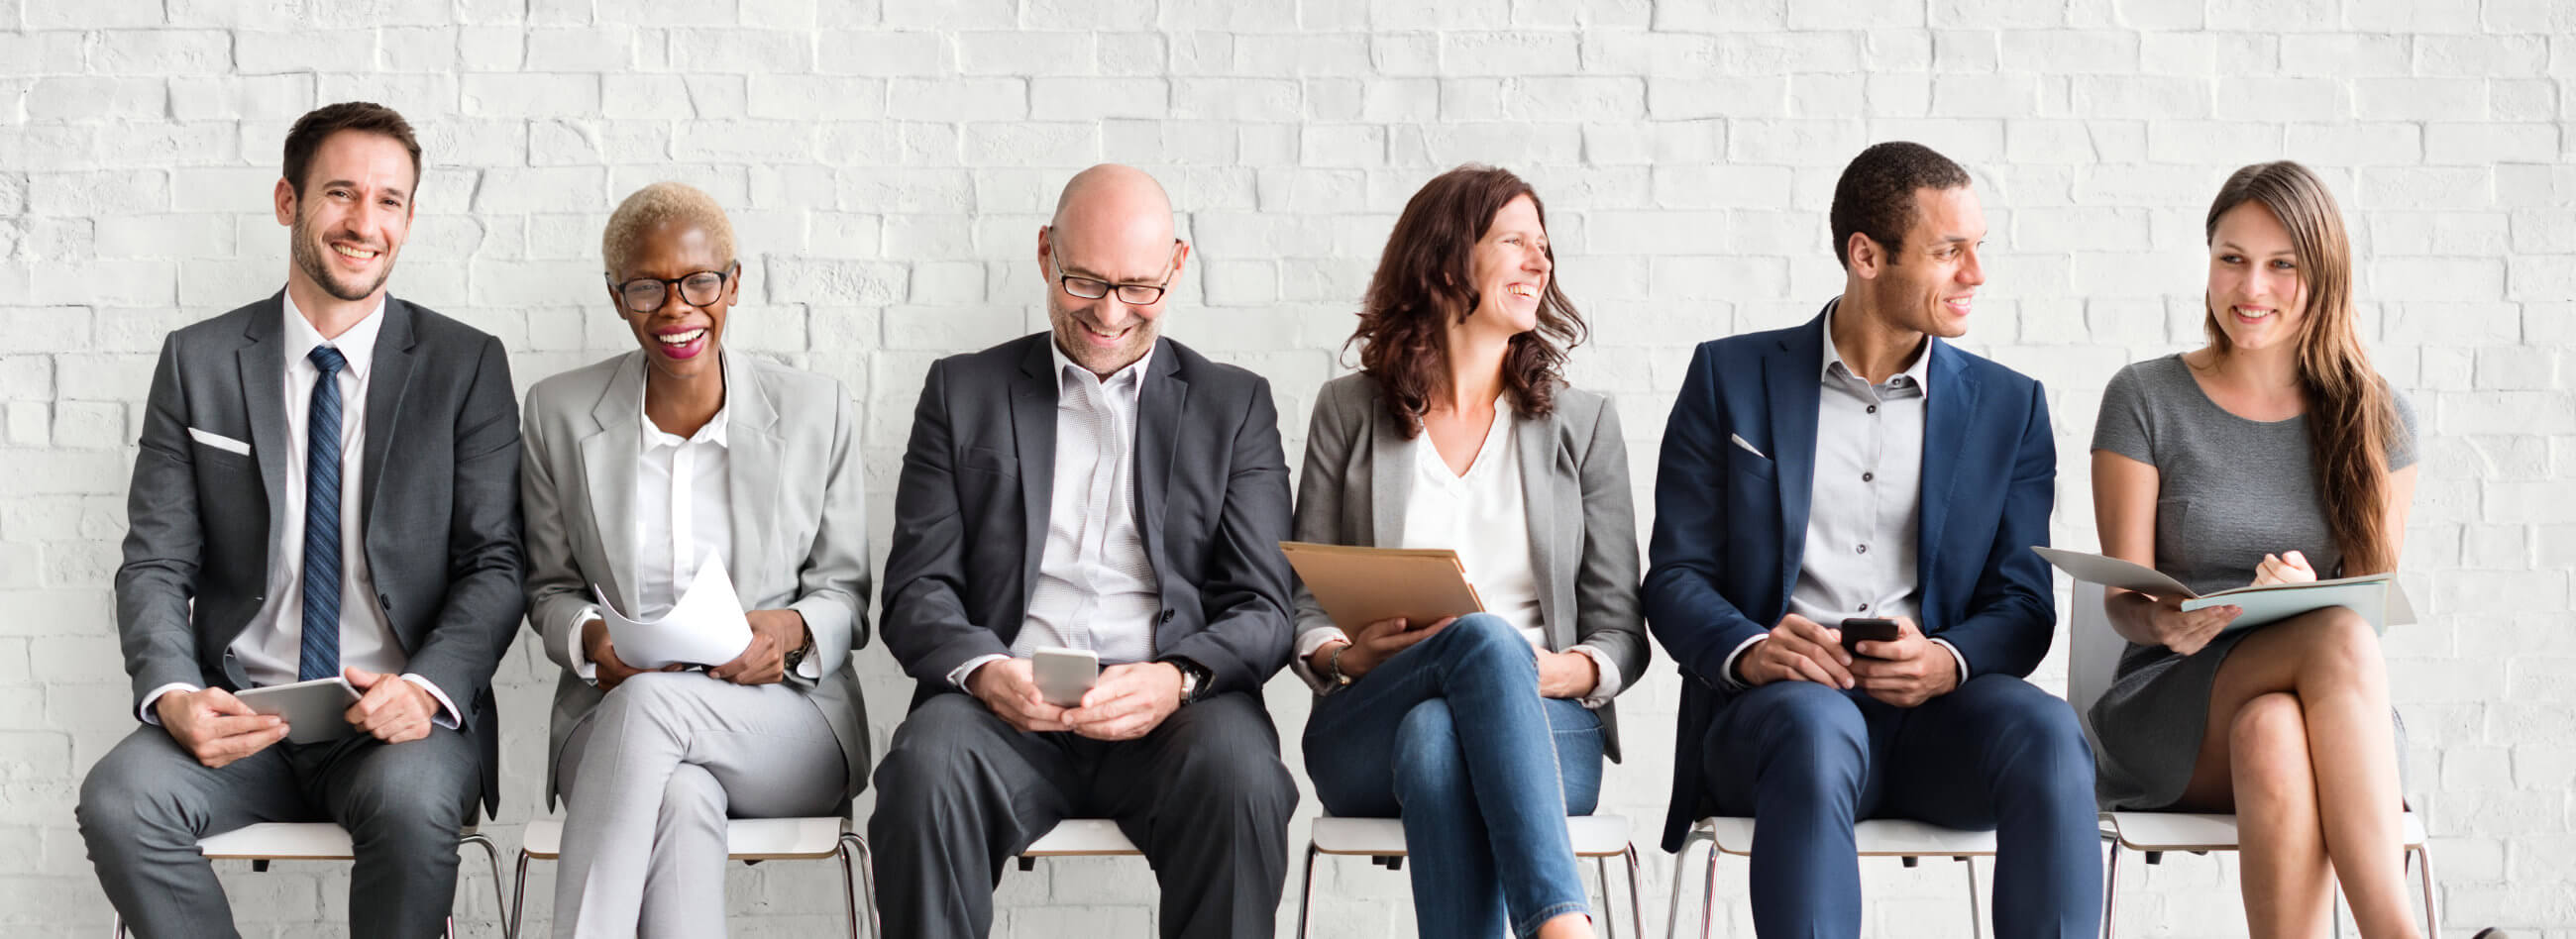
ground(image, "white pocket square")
xmin=1728 ymin=433 xmax=1767 ymax=460
xmin=187 ymin=427 xmax=251 ymax=456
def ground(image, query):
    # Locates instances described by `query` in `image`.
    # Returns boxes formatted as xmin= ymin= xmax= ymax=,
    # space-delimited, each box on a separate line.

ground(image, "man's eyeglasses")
xmin=607 ymin=266 xmax=734 ymax=314
xmin=1049 ymin=238 xmax=1180 ymax=305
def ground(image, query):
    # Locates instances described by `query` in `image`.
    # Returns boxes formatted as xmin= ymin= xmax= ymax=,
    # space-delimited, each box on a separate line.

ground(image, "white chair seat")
xmin=1308 ymin=815 xmax=1634 ymax=859
xmin=1702 ymin=816 xmax=1999 ymax=859
xmin=519 ymin=816 xmax=851 ymax=861
xmin=196 ymin=821 xmax=362 ymax=860
xmin=1019 ymin=818 xmax=1140 ymax=857
xmin=2100 ymin=810 xmax=2427 ymax=852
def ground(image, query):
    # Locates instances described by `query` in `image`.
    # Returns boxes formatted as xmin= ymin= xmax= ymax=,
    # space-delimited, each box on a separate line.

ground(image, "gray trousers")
xmin=867 ymin=690 xmax=1300 ymax=939
xmin=76 ymin=723 xmax=478 ymax=939
xmin=551 ymin=673 xmax=845 ymax=939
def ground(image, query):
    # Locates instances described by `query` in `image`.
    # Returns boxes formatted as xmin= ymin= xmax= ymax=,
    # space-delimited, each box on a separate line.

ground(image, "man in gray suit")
xmin=870 ymin=164 xmax=1301 ymax=939
xmin=75 ymin=102 xmax=523 ymax=938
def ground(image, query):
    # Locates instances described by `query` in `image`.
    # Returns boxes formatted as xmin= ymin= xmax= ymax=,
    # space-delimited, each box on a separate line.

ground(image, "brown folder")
xmin=1279 ymin=541 xmax=1486 ymax=631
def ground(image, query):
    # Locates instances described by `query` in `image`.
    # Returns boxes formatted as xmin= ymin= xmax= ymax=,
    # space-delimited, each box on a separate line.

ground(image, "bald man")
xmin=870 ymin=164 xmax=1299 ymax=938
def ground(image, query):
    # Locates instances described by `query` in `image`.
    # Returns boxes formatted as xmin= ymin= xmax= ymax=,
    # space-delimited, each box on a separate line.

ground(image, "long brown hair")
xmin=1348 ymin=164 xmax=1586 ymax=435
xmin=2203 ymin=161 xmax=2401 ymax=574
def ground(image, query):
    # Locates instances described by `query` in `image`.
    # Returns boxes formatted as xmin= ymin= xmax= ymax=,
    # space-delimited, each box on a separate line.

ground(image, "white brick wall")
xmin=3 ymin=2 xmax=2570 ymax=937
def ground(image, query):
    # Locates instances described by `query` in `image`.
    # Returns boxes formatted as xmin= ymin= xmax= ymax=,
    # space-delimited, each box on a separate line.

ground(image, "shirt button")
xmin=1856 ymin=544 xmax=1869 ymax=555
xmin=1859 ymin=602 xmax=1870 ymax=611
xmin=1867 ymin=404 xmax=1878 ymax=414
xmin=1862 ymin=471 xmax=1875 ymax=482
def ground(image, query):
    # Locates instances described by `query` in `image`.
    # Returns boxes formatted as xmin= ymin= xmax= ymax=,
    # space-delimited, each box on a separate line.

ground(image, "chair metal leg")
xmin=508 ymin=849 xmax=533 ymax=939
xmin=1663 ymin=828 xmax=1703 ymax=939
xmin=1962 ymin=856 xmax=1985 ymax=939
xmin=111 ymin=913 xmax=125 ymax=939
xmin=2101 ymin=841 xmax=2120 ymax=939
xmin=1698 ymin=840 xmax=1719 ymax=939
xmin=2413 ymin=843 xmax=2439 ymax=938
xmin=840 ymin=832 xmax=880 ymax=939
xmin=1293 ymin=842 xmax=1320 ymax=939
xmin=460 ymin=833 xmax=509 ymax=939
xmin=1622 ymin=845 xmax=1646 ymax=939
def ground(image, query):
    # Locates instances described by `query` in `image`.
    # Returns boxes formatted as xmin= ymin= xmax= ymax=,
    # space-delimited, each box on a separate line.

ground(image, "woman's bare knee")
xmin=2229 ymin=693 xmax=2317 ymax=806
xmin=2282 ymin=607 xmax=2387 ymax=691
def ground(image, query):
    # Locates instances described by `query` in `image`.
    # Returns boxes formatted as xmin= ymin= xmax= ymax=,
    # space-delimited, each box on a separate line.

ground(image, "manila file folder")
xmin=1279 ymin=542 xmax=1486 ymax=631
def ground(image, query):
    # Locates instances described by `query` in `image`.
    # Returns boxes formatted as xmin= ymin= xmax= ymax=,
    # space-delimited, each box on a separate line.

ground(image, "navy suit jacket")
xmin=1642 ymin=305 xmax=2057 ymax=850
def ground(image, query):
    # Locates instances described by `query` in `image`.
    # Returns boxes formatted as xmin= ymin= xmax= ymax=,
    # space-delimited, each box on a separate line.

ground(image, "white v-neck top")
xmin=1399 ymin=397 xmax=1544 ymax=634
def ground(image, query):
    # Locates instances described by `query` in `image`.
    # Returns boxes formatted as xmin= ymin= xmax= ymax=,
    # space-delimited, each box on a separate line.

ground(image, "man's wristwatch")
xmin=1323 ymin=641 xmax=1355 ymax=688
xmin=1168 ymin=658 xmax=1212 ymax=704
xmin=783 ymin=633 xmax=813 ymax=674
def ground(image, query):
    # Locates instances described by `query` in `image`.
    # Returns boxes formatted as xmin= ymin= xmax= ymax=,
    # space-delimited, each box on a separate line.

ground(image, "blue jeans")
xmin=1304 ymin=613 xmax=1605 ymax=939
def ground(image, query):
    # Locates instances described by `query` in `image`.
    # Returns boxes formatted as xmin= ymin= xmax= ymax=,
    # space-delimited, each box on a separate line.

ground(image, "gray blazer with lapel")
xmin=1290 ymin=372 xmax=1651 ymax=761
xmin=114 ymin=293 xmax=526 ymax=814
xmin=519 ymin=349 xmax=872 ymax=805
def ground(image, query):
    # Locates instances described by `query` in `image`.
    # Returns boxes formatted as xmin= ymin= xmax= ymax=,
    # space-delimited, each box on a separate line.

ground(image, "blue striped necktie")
xmin=299 ymin=346 xmax=348 ymax=682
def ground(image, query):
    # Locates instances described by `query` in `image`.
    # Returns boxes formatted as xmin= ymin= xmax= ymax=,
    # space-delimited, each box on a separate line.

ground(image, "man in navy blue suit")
xmin=1645 ymin=142 xmax=2099 ymax=937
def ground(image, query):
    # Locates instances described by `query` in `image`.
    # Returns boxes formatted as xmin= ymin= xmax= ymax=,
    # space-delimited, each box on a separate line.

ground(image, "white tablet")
xmin=235 ymin=677 xmax=362 ymax=745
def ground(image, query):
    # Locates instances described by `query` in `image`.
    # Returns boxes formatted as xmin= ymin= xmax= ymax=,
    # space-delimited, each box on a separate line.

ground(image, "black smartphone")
xmin=1839 ymin=617 xmax=1900 ymax=658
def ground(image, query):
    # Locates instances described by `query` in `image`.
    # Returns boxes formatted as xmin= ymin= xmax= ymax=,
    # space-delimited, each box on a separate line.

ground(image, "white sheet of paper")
xmin=592 ymin=554 xmax=754 ymax=669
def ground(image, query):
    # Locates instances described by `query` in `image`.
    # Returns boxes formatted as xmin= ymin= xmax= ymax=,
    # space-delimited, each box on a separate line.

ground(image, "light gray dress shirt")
xmin=1720 ymin=301 xmax=1968 ymax=688
xmin=949 ymin=342 xmax=1163 ymax=687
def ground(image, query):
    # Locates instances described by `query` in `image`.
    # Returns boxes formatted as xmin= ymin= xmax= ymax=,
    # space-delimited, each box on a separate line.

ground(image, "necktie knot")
xmin=309 ymin=345 xmax=347 ymax=376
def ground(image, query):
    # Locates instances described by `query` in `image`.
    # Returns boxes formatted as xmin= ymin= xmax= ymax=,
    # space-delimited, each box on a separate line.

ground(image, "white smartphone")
xmin=235 ymin=677 xmax=363 ymax=745
xmin=1031 ymin=647 xmax=1100 ymax=708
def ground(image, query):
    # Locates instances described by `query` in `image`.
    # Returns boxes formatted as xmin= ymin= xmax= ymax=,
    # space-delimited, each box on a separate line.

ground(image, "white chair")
xmin=110 ymin=821 xmax=509 ymax=939
xmin=1665 ymin=815 xmax=1999 ymax=939
xmin=509 ymin=816 xmax=876 ymax=939
xmin=1291 ymin=814 xmax=1646 ymax=938
xmin=1015 ymin=817 xmax=1141 ymax=869
xmin=2068 ymin=579 xmax=2440 ymax=938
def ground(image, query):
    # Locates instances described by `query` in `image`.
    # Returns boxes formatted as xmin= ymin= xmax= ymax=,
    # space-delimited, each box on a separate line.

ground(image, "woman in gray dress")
xmin=2088 ymin=161 xmax=2425 ymax=939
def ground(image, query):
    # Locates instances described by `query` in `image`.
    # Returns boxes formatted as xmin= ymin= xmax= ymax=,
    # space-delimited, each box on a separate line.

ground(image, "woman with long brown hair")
xmin=1291 ymin=164 xmax=1648 ymax=939
xmin=2087 ymin=161 xmax=2426 ymax=937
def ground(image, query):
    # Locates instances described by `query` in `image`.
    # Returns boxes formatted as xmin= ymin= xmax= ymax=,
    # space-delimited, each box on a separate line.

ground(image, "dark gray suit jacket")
xmin=1289 ymin=373 xmax=1651 ymax=761
xmin=880 ymin=334 xmax=1295 ymax=706
xmin=114 ymin=293 xmax=526 ymax=814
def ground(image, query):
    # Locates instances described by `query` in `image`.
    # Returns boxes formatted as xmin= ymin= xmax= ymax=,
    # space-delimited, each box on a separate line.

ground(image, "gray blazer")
xmin=115 ymin=293 xmax=525 ymax=814
xmin=1290 ymin=372 xmax=1650 ymax=761
xmin=519 ymin=349 xmax=871 ymax=805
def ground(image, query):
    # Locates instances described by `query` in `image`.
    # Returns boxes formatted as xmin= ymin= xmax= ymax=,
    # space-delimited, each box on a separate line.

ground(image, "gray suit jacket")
xmin=519 ymin=349 xmax=872 ymax=805
xmin=881 ymin=334 xmax=1295 ymax=706
xmin=1290 ymin=372 xmax=1650 ymax=761
xmin=115 ymin=293 xmax=526 ymax=814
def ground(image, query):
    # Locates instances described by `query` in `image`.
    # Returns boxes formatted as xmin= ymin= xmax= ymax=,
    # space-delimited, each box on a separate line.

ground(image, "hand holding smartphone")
xmin=1838 ymin=617 xmax=1900 ymax=660
xmin=1031 ymin=647 xmax=1100 ymax=708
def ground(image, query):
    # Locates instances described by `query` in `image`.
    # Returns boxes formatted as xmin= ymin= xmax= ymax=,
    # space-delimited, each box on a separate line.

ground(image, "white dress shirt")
xmin=140 ymin=292 xmax=461 ymax=725
xmin=1293 ymin=398 xmax=1626 ymax=707
xmin=562 ymin=361 xmax=823 ymax=683
xmin=949 ymin=342 xmax=1163 ymax=688
xmin=1719 ymin=301 xmax=1967 ymax=688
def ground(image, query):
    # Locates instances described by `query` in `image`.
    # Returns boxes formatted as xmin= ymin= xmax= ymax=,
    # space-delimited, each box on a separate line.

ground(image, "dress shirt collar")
xmin=281 ymin=289 xmax=386 ymax=381
xmin=1819 ymin=298 xmax=1933 ymax=400
xmin=636 ymin=355 xmax=732 ymax=451
xmin=1048 ymin=338 xmax=1156 ymax=398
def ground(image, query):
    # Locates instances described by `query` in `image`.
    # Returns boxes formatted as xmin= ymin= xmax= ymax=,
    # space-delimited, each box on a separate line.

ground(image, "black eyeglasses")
xmin=608 ymin=266 xmax=735 ymax=314
xmin=1049 ymin=238 xmax=1179 ymax=305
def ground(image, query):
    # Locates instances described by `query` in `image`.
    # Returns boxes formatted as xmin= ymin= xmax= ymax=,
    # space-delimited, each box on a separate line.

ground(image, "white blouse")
xmin=1297 ymin=397 xmax=1623 ymax=706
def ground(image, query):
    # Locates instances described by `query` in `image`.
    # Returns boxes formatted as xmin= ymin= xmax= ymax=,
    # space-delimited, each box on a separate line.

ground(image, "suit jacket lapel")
xmin=1768 ymin=308 xmax=1829 ymax=603
xmin=719 ymin=349 xmax=782 ymax=592
xmin=360 ymin=298 xmax=417 ymax=538
xmin=579 ymin=355 xmax=645 ymax=609
xmin=1011 ymin=338 xmax=1058 ymax=602
xmin=1514 ymin=406 xmax=1565 ymax=644
xmin=1132 ymin=341 xmax=1186 ymax=574
xmin=238 ymin=295 xmax=290 ymax=548
xmin=1367 ymin=400 xmax=1410 ymax=549
xmin=1917 ymin=340 xmax=1977 ymax=612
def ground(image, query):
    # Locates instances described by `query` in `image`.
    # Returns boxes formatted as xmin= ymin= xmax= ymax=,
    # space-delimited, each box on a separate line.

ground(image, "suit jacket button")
xmin=1158 ymin=610 xmax=1173 ymax=624
xmin=377 ymin=593 xmax=391 ymax=610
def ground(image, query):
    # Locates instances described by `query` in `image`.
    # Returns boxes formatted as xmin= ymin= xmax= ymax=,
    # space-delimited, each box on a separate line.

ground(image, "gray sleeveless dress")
xmin=2086 ymin=355 xmax=2418 ymax=811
